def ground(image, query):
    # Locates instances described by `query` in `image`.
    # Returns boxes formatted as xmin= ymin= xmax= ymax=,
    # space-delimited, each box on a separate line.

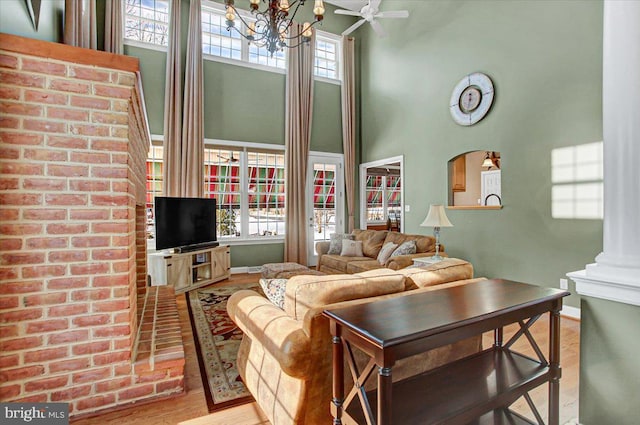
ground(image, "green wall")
xmin=358 ymin=0 xmax=603 ymax=309
xmin=0 ymin=0 xmax=64 ymax=42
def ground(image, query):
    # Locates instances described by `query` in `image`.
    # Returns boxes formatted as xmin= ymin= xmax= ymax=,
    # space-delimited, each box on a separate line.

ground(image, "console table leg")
xmin=378 ymin=367 xmax=392 ymax=425
xmin=549 ymin=309 xmax=561 ymax=425
xmin=331 ymin=335 xmax=344 ymax=425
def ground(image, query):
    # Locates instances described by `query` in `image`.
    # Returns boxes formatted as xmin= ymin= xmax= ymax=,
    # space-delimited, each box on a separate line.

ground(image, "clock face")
xmin=450 ymin=73 xmax=494 ymax=126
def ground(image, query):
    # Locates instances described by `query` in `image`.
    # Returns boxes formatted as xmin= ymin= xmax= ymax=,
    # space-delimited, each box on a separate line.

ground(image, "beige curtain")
xmin=162 ymin=0 xmax=183 ymax=197
xmin=105 ymin=0 xmax=123 ymax=54
xmin=64 ymin=0 xmax=97 ymax=49
xmin=341 ymin=36 xmax=356 ymax=233
xmin=284 ymin=25 xmax=316 ymax=265
xmin=181 ymin=0 xmax=204 ymax=197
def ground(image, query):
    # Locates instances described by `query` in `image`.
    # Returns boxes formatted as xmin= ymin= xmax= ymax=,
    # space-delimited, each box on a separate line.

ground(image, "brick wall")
xmin=0 ymin=36 xmax=184 ymax=417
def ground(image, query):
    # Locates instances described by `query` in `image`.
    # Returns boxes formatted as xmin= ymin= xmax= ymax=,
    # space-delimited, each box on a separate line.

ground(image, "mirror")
xmin=360 ymin=156 xmax=404 ymax=231
xmin=448 ymin=151 xmax=502 ymax=209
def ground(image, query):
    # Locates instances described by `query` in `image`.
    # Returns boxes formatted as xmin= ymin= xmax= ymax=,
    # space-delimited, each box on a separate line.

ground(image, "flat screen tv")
xmin=154 ymin=197 xmax=217 ymax=252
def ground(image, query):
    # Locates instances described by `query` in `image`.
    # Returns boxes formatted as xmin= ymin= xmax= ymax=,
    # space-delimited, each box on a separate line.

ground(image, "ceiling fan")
xmin=334 ymin=0 xmax=409 ymax=37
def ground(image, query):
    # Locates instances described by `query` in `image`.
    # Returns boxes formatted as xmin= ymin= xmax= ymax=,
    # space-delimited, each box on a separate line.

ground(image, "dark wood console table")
xmin=323 ymin=279 xmax=569 ymax=425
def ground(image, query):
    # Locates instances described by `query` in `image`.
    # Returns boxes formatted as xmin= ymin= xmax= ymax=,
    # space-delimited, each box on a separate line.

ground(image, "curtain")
xmin=105 ymin=0 xmax=123 ymax=54
xmin=181 ymin=0 xmax=204 ymax=197
xmin=284 ymin=24 xmax=316 ymax=265
xmin=64 ymin=0 xmax=97 ymax=49
xmin=341 ymin=36 xmax=356 ymax=233
xmin=162 ymin=0 xmax=183 ymax=197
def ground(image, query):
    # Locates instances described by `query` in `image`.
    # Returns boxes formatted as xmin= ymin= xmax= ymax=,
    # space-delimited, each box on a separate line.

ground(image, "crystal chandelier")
xmin=224 ymin=0 xmax=326 ymax=56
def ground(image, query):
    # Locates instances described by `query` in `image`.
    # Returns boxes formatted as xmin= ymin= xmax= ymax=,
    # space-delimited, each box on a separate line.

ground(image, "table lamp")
xmin=420 ymin=205 xmax=453 ymax=260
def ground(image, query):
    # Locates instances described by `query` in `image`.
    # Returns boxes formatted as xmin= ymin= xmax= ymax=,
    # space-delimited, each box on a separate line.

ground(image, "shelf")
xmin=192 ymin=262 xmax=211 ymax=268
xmin=345 ymin=348 xmax=549 ymax=425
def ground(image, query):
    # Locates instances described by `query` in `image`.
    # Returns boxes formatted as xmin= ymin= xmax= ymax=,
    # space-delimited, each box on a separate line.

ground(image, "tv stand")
xmin=148 ymin=245 xmax=230 ymax=293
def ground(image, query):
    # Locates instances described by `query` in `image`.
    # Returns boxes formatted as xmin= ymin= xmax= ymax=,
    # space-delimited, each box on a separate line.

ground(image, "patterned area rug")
xmin=186 ymin=283 xmax=261 ymax=412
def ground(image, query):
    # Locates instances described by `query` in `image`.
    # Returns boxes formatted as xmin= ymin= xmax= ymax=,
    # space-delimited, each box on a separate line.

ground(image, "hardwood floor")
xmin=74 ymin=274 xmax=580 ymax=424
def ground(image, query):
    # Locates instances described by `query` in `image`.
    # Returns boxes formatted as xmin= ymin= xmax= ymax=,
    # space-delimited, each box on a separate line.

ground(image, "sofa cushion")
xmin=384 ymin=231 xmax=435 ymax=253
xmin=320 ymin=254 xmax=371 ymax=274
xmin=398 ymin=258 xmax=473 ymax=290
xmin=346 ymin=260 xmax=385 ymax=274
xmin=390 ymin=240 xmax=417 ymax=257
xmin=284 ymin=273 xmax=406 ymax=320
xmin=259 ymin=278 xmax=288 ymax=309
xmin=377 ymin=242 xmax=398 ymax=265
xmin=340 ymin=239 xmax=364 ymax=257
xmin=353 ymin=229 xmax=388 ymax=258
xmin=327 ymin=233 xmax=355 ymax=255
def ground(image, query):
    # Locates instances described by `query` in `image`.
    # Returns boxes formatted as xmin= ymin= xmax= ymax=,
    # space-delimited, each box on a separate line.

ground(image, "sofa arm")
xmin=385 ymin=252 xmax=449 ymax=270
xmin=315 ymin=241 xmax=330 ymax=256
xmin=227 ymin=290 xmax=312 ymax=379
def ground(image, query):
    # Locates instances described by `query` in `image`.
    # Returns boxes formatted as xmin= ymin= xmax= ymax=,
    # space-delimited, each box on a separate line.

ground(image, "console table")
xmin=323 ymin=279 xmax=569 ymax=425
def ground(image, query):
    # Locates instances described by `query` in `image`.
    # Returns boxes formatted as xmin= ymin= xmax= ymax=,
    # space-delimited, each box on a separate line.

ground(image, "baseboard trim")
xmin=231 ymin=266 xmax=262 ymax=275
xmin=561 ymin=305 xmax=581 ymax=320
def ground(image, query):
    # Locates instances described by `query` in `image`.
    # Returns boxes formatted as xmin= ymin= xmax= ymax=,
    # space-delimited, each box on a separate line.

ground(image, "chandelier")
xmin=224 ymin=0 xmax=326 ymax=56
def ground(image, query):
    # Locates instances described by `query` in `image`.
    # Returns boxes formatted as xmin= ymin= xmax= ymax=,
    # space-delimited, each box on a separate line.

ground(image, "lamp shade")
xmin=420 ymin=205 xmax=453 ymax=228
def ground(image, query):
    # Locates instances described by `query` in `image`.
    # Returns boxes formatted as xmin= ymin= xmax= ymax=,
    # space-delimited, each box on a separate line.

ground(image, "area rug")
xmin=186 ymin=282 xmax=261 ymax=412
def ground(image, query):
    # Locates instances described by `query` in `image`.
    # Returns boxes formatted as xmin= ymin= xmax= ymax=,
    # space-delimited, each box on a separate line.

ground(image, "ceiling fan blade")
xmin=325 ymin=0 xmax=366 ymax=11
xmin=370 ymin=0 xmax=382 ymax=11
xmin=370 ymin=19 xmax=387 ymax=37
xmin=342 ymin=18 xmax=367 ymax=35
xmin=335 ymin=9 xmax=363 ymax=16
xmin=376 ymin=10 xmax=409 ymax=19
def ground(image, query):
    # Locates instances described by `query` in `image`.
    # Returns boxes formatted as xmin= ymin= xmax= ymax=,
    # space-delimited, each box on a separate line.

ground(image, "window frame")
xmin=123 ymin=0 xmax=171 ymax=50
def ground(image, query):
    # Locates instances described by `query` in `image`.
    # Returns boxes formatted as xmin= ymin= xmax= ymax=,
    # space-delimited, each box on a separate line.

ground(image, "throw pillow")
xmin=327 ymin=233 xmax=355 ymax=255
xmin=377 ymin=242 xmax=399 ymax=265
xmin=340 ymin=239 xmax=364 ymax=257
xmin=259 ymin=278 xmax=288 ymax=309
xmin=390 ymin=240 xmax=417 ymax=258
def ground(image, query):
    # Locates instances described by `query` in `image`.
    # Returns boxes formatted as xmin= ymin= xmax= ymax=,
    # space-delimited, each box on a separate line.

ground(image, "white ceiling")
xmin=325 ymin=1 xmax=369 ymax=12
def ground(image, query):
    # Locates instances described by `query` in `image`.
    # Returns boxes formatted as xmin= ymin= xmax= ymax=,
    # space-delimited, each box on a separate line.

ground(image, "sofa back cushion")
xmin=284 ymin=272 xmax=405 ymax=320
xmin=353 ymin=229 xmax=388 ymax=258
xmin=384 ymin=231 xmax=436 ymax=253
xmin=398 ymin=258 xmax=473 ymax=290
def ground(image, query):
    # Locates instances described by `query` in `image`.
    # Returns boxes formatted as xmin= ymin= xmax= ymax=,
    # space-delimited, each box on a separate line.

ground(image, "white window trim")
xmin=124 ymin=38 xmax=168 ymax=52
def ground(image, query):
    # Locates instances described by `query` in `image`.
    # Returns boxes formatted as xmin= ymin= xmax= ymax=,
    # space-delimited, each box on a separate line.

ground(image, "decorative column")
xmin=568 ymin=0 xmax=640 ymax=306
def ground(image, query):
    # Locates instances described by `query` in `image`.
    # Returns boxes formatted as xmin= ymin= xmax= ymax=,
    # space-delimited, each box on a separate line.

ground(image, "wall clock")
xmin=450 ymin=72 xmax=494 ymax=126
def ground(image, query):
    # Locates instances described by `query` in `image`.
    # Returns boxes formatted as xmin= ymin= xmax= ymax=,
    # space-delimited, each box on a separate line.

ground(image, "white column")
xmin=568 ymin=0 xmax=640 ymax=306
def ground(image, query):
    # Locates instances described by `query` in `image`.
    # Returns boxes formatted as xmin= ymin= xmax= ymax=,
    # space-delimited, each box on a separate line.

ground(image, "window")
xmin=365 ymin=174 xmax=401 ymax=223
xmin=247 ymin=152 xmax=286 ymax=237
xmin=203 ymin=148 xmax=242 ymax=237
xmin=551 ymin=142 xmax=603 ymax=219
xmin=145 ymin=143 xmax=163 ymax=238
xmin=315 ymin=35 xmax=340 ymax=80
xmin=124 ymin=0 xmax=170 ymax=47
xmin=201 ymin=7 xmax=242 ymax=60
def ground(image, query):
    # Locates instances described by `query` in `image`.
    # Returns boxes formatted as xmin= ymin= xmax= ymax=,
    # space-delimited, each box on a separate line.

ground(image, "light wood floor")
xmin=74 ymin=274 xmax=580 ymax=424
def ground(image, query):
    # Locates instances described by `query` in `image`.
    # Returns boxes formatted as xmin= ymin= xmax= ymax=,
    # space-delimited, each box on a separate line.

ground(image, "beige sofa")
xmin=316 ymin=229 xmax=445 ymax=274
xmin=227 ymin=259 xmax=482 ymax=425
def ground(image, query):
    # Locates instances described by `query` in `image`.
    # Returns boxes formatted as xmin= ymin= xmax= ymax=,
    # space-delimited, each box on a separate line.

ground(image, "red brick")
xmin=93 ymin=325 xmax=130 ymax=338
xmin=71 ymin=236 xmax=109 ymax=248
xmin=0 ymin=296 xmax=19 ymax=309
xmin=136 ymin=370 xmax=168 ymax=384
xmin=2 ymin=335 xmax=41 ymax=351
xmin=0 ymin=117 xmax=19 ymax=128
xmin=96 ymin=377 xmax=132 ymax=392
xmin=0 ymin=101 xmax=42 ymax=116
xmin=112 ymin=236 xmax=131 ymax=247
xmin=0 ymin=70 xmax=45 ymax=88
xmin=0 ymin=208 xmax=20 ymax=221
xmin=70 ymin=263 xmax=108 ymax=275
xmin=23 ymin=177 xmax=66 ymax=191
xmin=0 ymin=54 xmax=18 ymax=69
xmin=49 ymin=357 xmax=90 ymax=374
xmin=0 ymin=281 xmax=43 ymax=294
xmin=25 ymin=318 xmax=68 ymax=333
xmin=93 ymin=300 xmax=129 ymax=313
xmin=0 ymin=224 xmax=42 ymax=236
xmin=72 ymin=314 xmax=110 ymax=327
xmin=49 ymin=78 xmax=90 ymax=94
xmin=23 ymin=208 xmax=66 ymax=220
xmin=12 ymin=394 xmax=48 ymax=403
xmin=91 ymin=195 xmax=129 ymax=207
xmin=117 ymin=383 xmax=153 ymax=401
xmin=46 ymin=223 xmax=88 ymax=234
xmin=24 ymin=89 xmax=68 ymax=105
xmin=70 ymin=209 xmax=109 ymax=220
xmin=48 ymin=303 xmax=88 ymax=317
xmin=23 ymin=346 xmax=68 ymax=363
xmin=111 ymin=209 xmax=130 ymax=220
xmin=0 ymin=86 xmax=20 ymax=100
xmin=0 ymin=132 xmax=41 ymax=148
xmin=92 ymin=222 xmax=128 ymax=234
xmin=70 ymin=95 xmax=110 ymax=110
xmin=48 ymin=329 xmax=89 ymax=346
xmin=111 ymin=127 xmax=128 ymax=138
xmin=0 ymin=146 xmax=19 ymax=159
xmin=72 ymin=340 xmax=110 ymax=355
xmin=0 ymin=268 xmax=18 ymax=280
xmin=0 ymin=354 xmax=19 ymax=368
xmin=0 ymin=163 xmax=44 ymax=176
xmin=0 ymin=365 xmax=45 ymax=382
xmin=72 ymin=366 xmax=111 ymax=384
xmin=113 ymin=261 xmax=131 ymax=273
xmin=70 ymin=66 xmax=111 ymax=82
xmin=0 ymin=238 xmax=21 ymax=251
xmin=71 ymin=124 xmax=110 ymax=137
xmin=24 ymin=148 xmax=66 ymax=162
xmin=157 ymin=378 xmax=184 ymax=393
xmin=26 ymin=237 xmax=67 ymax=249
xmin=22 ymin=58 xmax=67 ymax=75
xmin=0 ymin=309 xmax=42 ymax=323
xmin=22 ymin=265 xmax=66 ymax=278
xmin=111 ymin=181 xmax=129 ymax=193
xmin=47 ymin=277 xmax=88 ymax=290
xmin=0 ymin=325 xmax=19 ymax=338
xmin=48 ymin=250 xmax=88 ymax=263
xmin=47 ymin=135 xmax=87 ymax=149
xmin=94 ymin=84 xmax=131 ymax=99
xmin=0 ymin=178 xmax=19 ymax=190
xmin=92 ymin=167 xmax=127 ymax=178
xmin=0 ymin=193 xmax=42 ymax=205
xmin=71 ymin=289 xmax=110 ymax=301
xmin=112 ymin=335 xmax=131 ymax=347
xmin=23 ymin=119 xmax=66 ymax=133
xmin=25 ymin=375 xmax=68 ymax=392
xmin=93 ymin=249 xmax=129 ymax=261
xmin=0 ymin=385 xmax=21 ymax=400
xmin=92 ymin=275 xmax=129 ymax=288
xmin=23 ymin=292 xmax=67 ymax=307
xmin=76 ymin=394 xmax=116 ymax=411
xmin=47 ymin=164 xmax=89 ymax=177
xmin=70 ymin=151 xmax=111 ymax=164
xmin=51 ymin=385 xmax=92 ymax=402
xmin=91 ymin=139 xmax=128 ymax=152
xmin=0 ymin=252 xmax=44 ymax=266
xmin=92 ymin=111 xmax=128 ymax=125
xmin=47 ymin=106 xmax=90 ymax=121
xmin=69 ymin=179 xmax=109 ymax=191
